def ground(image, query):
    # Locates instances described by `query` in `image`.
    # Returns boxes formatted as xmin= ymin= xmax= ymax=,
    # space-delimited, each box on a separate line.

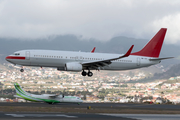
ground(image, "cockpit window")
xmin=14 ymin=53 xmax=20 ymax=55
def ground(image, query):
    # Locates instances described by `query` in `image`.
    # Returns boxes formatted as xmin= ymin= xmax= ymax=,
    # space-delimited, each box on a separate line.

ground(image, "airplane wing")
xmin=82 ymin=45 xmax=134 ymax=69
xmin=48 ymin=95 xmax=59 ymax=99
xmin=14 ymin=95 xmax=21 ymax=98
xmin=48 ymin=94 xmax=64 ymax=99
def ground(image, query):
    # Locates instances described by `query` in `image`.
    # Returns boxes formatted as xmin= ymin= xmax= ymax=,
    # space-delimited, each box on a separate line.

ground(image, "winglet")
xmin=122 ymin=45 xmax=134 ymax=57
xmin=91 ymin=47 xmax=96 ymax=53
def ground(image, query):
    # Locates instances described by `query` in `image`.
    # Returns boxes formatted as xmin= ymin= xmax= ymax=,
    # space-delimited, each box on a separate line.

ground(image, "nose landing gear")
xmin=20 ymin=66 xmax=24 ymax=72
xmin=20 ymin=69 xmax=24 ymax=72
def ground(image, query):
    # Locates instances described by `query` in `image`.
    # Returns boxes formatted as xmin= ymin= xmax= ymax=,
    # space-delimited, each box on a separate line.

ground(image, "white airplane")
xmin=14 ymin=83 xmax=83 ymax=104
xmin=6 ymin=28 xmax=173 ymax=77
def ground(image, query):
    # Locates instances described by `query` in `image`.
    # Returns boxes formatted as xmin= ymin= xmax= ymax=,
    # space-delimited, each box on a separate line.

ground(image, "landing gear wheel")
xmin=48 ymin=102 xmax=54 ymax=105
xmin=87 ymin=72 xmax=93 ymax=77
xmin=82 ymin=71 xmax=87 ymax=76
xmin=20 ymin=69 xmax=24 ymax=72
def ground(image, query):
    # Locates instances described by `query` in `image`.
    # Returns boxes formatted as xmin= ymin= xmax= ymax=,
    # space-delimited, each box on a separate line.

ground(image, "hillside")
xmin=153 ymin=64 xmax=180 ymax=79
xmin=127 ymin=63 xmax=180 ymax=83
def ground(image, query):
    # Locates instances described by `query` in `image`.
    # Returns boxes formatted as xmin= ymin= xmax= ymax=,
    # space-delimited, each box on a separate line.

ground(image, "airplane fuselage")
xmin=16 ymin=93 xmax=82 ymax=103
xmin=6 ymin=49 xmax=160 ymax=71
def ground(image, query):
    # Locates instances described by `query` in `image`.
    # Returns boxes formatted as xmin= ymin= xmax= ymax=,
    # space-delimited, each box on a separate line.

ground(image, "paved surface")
xmin=0 ymin=112 xmax=180 ymax=120
xmin=1 ymin=103 xmax=180 ymax=119
xmin=0 ymin=112 xmax=135 ymax=120
xmin=0 ymin=102 xmax=180 ymax=110
xmin=101 ymin=114 xmax=180 ymax=120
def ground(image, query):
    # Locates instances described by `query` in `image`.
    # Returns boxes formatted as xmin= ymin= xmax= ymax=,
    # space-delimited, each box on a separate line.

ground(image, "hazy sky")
xmin=0 ymin=0 xmax=180 ymax=44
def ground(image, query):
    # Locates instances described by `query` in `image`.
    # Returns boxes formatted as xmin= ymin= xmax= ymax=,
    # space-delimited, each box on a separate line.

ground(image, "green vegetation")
xmin=0 ymin=95 xmax=14 ymax=99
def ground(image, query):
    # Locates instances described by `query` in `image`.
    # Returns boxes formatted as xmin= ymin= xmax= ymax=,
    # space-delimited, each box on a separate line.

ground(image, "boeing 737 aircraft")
xmin=6 ymin=28 xmax=173 ymax=77
xmin=14 ymin=83 xmax=83 ymax=104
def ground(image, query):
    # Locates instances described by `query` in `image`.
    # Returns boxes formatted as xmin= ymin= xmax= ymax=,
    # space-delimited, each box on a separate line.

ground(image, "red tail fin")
xmin=131 ymin=28 xmax=167 ymax=58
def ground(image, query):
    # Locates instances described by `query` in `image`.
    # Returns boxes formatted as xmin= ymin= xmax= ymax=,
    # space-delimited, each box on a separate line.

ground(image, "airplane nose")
xmin=5 ymin=56 xmax=13 ymax=61
xmin=5 ymin=56 xmax=10 ymax=61
xmin=5 ymin=56 xmax=15 ymax=63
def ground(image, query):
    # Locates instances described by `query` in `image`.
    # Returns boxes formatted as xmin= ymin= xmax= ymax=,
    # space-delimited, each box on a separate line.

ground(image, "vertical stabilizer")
xmin=131 ymin=28 xmax=167 ymax=58
xmin=14 ymin=83 xmax=30 ymax=96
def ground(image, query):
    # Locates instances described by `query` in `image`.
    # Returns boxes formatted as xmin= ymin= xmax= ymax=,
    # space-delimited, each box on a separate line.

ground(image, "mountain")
xmin=127 ymin=63 xmax=180 ymax=83
xmin=153 ymin=64 xmax=180 ymax=79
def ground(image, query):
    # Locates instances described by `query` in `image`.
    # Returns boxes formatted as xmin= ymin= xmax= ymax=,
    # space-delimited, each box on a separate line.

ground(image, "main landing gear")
xmin=81 ymin=70 xmax=93 ymax=77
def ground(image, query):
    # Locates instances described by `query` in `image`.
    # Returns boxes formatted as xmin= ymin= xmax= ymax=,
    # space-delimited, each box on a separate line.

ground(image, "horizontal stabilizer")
xmin=149 ymin=57 xmax=174 ymax=61
xmin=14 ymin=95 xmax=21 ymax=98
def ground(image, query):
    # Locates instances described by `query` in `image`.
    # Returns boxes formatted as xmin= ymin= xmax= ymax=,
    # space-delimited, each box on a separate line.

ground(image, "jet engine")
xmin=65 ymin=62 xmax=82 ymax=72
